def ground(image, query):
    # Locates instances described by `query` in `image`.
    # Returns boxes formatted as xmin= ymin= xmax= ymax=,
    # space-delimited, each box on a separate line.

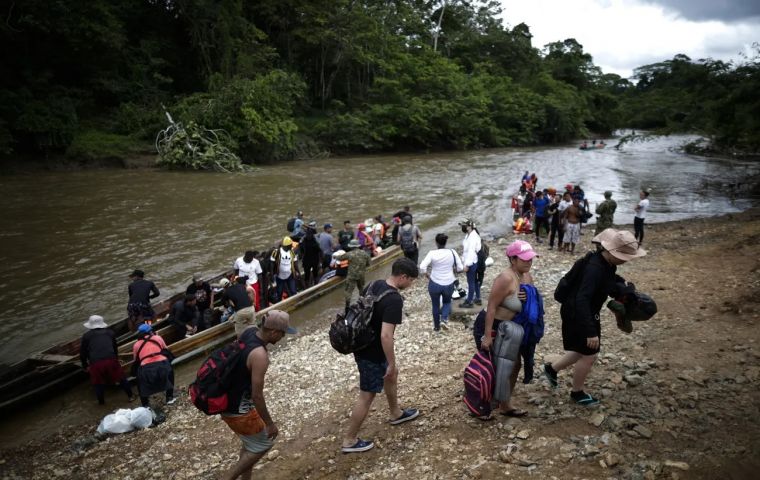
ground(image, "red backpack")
xmin=188 ymin=339 xmax=248 ymax=415
xmin=463 ymin=350 xmax=495 ymax=419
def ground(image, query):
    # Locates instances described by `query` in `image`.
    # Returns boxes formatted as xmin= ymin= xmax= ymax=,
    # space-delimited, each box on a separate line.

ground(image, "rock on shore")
xmin=2 ymin=210 xmax=760 ymax=479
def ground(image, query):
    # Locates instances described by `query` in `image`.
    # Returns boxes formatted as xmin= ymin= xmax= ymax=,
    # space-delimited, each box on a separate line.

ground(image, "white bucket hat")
xmin=83 ymin=315 xmax=108 ymax=329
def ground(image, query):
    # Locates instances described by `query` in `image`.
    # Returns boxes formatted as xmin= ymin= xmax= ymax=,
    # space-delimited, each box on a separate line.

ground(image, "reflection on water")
xmin=0 ymin=135 xmax=758 ymax=362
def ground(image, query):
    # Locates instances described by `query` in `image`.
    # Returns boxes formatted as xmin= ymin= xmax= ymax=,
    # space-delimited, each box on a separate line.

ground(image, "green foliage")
xmin=173 ymin=71 xmax=306 ymax=162
xmin=65 ymin=130 xmax=137 ymax=161
xmin=156 ymin=120 xmax=246 ymax=172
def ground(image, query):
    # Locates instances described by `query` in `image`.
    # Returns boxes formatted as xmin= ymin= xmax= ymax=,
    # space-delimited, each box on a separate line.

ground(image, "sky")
xmin=499 ymin=0 xmax=760 ymax=78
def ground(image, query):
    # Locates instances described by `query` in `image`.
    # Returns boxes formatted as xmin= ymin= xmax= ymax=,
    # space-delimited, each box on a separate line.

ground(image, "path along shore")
xmin=2 ymin=210 xmax=759 ymax=479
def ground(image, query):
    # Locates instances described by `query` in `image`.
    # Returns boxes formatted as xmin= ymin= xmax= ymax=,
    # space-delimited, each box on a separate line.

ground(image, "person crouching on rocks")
xmin=543 ymin=229 xmax=645 ymax=406
xmin=472 ymin=240 xmax=538 ymax=417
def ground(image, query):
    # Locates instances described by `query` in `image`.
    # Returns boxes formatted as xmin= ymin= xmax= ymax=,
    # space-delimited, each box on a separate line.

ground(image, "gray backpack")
xmin=399 ymin=226 xmax=416 ymax=253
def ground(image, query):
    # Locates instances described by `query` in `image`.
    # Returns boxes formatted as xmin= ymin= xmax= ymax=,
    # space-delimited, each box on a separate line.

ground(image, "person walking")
xmin=544 ymin=229 xmax=646 ymax=406
xmin=634 ymin=189 xmax=650 ymax=244
xmin=562 ymin=197 xmax=583 ymax=254
xmin=473 ymin=240 xmax=537 ymax=417
xmin=532 ymin=191 xmax=550 ymax=243
xmin=337 ymin=239 xmax=372 ymax=313
xmin=127 ymin=269 xmax=160 ymax=331
xmin=397 ymin=215 xmax=422 ymax=264
xmin=234 ymin=251 xmax=263 ymax=311
xmin=341 ymin=258 xmax=420 ymax=454
xmin=459 ymin=219 xmax=482 ymax=308
xmin=132 ymin=323 xmax=175 ymax=407
xmin=270 ymin=237 xmax=300 ymax=301
xmin=80 ymin=315 xmax=134 ymax=404
xmin=419 ymin=233 xmax=464 ymax=332
xmin=219 ymin=311 xmax=296 ymax=480
xmin=547 ymin=193 xmax=564 ymax=250
xmin=595 ymin=191 xmax=618 ymax=234
xmin=223 ymin=277 xmax=256 ymax=337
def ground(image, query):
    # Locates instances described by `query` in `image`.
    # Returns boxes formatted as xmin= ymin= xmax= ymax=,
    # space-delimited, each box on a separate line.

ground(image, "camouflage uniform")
xmin=338 ymin=249 xmax=371 ymax=307
xmin=595 ymin=199 xmax=618 ymax=234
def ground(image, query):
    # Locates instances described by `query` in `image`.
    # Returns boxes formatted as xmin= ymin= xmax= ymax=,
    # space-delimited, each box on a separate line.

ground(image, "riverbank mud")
xmin=1 ymin=210 xmax=759 ymax=479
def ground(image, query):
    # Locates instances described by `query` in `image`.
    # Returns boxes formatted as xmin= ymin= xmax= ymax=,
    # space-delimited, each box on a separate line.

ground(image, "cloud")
xmin=500 ymin=0 xmax=760 ymax=78
xmin=643 ymin=1 xmax=760 ymax=22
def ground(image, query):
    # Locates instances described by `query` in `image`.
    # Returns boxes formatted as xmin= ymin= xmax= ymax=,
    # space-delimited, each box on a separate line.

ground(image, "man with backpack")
xmin=341 ymin=258 xmax=420 ymax=454
xmin=337 ymin=239 xmax=372 ymax=313
xmin=397 ymin=215 xmax=422 ymax=264
xmin=218 ymin=310 xmax=297 ymax=480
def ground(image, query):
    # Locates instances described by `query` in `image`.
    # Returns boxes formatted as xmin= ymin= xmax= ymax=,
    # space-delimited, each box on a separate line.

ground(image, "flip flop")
xmin=501 ymin=409 xmax=528 ymax=417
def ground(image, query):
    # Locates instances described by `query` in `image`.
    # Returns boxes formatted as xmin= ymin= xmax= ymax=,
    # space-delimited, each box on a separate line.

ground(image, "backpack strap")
xmin=135 ymin=337 xmax=165 ymax=366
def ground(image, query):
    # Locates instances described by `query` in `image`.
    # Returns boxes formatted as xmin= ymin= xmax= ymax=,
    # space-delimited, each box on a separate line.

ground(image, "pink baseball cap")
xmin=506 ymin=240 xmax=538 ymax=261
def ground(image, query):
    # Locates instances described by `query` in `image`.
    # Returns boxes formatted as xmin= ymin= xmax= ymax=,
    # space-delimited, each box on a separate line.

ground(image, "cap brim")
xmin=517 ymin=251 xmax=538 ymax=261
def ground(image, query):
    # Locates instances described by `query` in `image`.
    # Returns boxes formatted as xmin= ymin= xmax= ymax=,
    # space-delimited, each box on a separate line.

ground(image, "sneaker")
xmin=572 ymin=392 xmax=601 ymax=407
xmin=543 ymin=363 xmax=558 ymax=388
xmin=473 ymin=299 xmax=482 ymax=305
xmin=459 ymin=302 xmax=474 ymax=309
xmin=441 ymin=320 xmax=449 ymax=330
xmin=342 ymin=438 xmax=374 ymax=454
xmin=389 ymin=408 xmax=420 ymax=425
xmin=166 ymin=397 xmax=177 ymax=405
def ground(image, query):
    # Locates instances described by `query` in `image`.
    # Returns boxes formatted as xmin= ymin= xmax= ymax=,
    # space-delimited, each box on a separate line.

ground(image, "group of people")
xmin=514 ymin=178 xmax=652 ymax=255
xmin=80 ymin=196 xmax=653 ymax=479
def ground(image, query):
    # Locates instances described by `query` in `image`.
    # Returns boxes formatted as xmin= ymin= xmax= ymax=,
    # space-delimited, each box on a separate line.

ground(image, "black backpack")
xmin=188 ymin=339 xmax=249 ymax=415
xmin=329 ymin=281 xmax=399 ymax=354
xmin=553 ymin=252 xmax=593 ymax=303
xmin=476 ymin=241 xmax=490 ymax=273
xmin=399 ymin=226 xmax=416 ymax=253
xmin=286 ymin=217 xmax=296 ymax=232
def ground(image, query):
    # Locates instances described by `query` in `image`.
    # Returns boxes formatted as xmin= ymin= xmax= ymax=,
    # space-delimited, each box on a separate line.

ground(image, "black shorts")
xmin=560 ymin=307 xmax=601 ymax=356
xmin=355 ymin=358 xmax=387 ymax=393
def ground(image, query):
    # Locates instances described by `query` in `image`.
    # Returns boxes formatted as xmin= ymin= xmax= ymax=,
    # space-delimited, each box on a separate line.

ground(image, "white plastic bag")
xmin=97 ymin=409 xmax=134 ymax=434
xmin=129 ymin=407 xmax=153 ymax=429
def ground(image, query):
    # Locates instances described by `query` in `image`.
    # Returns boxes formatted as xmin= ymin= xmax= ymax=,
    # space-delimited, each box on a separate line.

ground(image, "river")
xmin=0 ymin=134 xmax=758 ymax=363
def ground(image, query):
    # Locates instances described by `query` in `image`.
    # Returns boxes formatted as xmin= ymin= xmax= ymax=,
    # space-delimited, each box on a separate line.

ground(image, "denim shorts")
xmin=355 ymin=357 xmax=387 ymax=393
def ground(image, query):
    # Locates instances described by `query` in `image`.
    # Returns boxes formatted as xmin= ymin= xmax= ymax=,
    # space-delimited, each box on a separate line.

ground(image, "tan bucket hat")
xmin=592 ymin=228 xmax=647 ymax=261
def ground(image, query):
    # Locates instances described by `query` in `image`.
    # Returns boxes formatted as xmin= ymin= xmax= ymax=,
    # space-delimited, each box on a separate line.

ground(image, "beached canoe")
xmin=0 ymin=246 xmax=401 ymax=414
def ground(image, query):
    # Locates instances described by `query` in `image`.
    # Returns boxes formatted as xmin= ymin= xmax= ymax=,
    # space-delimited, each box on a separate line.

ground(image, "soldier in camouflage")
xmin=595 ymin=191 xmax=618 ymax=234
xmin=338 ymin=239 xmax=372 ymax=312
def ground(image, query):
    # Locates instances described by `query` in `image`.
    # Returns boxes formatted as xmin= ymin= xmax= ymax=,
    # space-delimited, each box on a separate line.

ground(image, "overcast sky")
xmin=499 ymin=0 xmax=760 ymax=78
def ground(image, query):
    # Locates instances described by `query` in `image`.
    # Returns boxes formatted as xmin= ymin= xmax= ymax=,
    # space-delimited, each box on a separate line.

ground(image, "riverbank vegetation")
xmin=1 ymin=1 xmax=758 ymax=167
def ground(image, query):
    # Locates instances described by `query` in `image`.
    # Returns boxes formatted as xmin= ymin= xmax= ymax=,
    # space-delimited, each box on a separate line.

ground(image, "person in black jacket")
xmin=169 ymin=294 xmax=199 ymax=339
xmin=543 ymin=229 xmax=646 ymax=406
xmin=80 ymin=315 xmax=134 ymax=404
xmin=127 ymin=269 xmax=160 ymax=331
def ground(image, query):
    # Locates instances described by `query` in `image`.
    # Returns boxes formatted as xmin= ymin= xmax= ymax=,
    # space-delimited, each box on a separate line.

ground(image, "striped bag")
xmin=463 ymin=350 xmax=495 ymax=419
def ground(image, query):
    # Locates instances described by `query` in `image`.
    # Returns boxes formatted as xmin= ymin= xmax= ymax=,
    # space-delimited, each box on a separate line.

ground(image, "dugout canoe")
xmin=115 ymin=245 xmax=403 ymax=372
xmin=0 ymin=246 xmax=401 ymax=415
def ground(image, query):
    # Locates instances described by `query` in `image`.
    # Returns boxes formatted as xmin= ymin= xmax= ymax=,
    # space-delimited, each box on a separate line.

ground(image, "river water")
xmin=1 ymin=134 xmax=758 ymax=363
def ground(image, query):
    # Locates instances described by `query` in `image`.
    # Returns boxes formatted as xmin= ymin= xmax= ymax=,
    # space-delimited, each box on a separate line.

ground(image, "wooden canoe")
xmin=0 ymin=245 xmax=401 ymax=414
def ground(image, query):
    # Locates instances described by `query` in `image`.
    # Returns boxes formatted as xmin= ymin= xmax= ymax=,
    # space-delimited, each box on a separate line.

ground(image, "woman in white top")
xmin=633 ymin=189 xmax=650 ymax=245
xmin=419 ymin=233 xmax=464 ymax=331
xmin=459 ymin=219 xmax=482 ymax=308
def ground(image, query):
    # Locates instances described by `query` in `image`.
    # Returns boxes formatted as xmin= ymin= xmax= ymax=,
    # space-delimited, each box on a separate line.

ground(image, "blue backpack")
xmin=512 ymin=284 xmax=544 ymax=345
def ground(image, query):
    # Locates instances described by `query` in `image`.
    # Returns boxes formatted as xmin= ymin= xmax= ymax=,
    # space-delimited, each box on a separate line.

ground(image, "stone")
xmin=163 ymin=454 xmax=173 ymax=460
xmin=589 ymin=413 xmax=606 ymax=427
xmin=624 ymin=374 xmax=643 ymax=386
xmin=516 ymin=430 xmax=530 ymax=440
xmin=664 ymin=460 xmax=689 ymax=471
xmin=633 ymin=425 xmax=653 ymax=439
xmin=605 ymin=453 xmax=621 ymax=467
xmin=267 ymin=450 xmax=280 ymax=461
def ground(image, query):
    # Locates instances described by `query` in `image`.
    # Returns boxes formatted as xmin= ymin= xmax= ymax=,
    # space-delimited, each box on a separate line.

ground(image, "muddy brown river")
xmin=0 ymin=134 xmax=758 ymax=364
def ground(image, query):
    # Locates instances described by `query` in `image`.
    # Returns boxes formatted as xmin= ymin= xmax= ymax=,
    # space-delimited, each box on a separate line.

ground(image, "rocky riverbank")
xmin=2 ymin=210 xmax=759 ymax=479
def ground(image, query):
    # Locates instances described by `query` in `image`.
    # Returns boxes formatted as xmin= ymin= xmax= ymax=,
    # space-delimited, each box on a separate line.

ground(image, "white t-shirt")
xmin=274 ymin=248 xmax=293 ymax=280
xmin=636 ymin=198 xmax=649 ymax=219
xmin=420 ymin=248 xmax=464 ymax=285
xmin=233 ymin=257 xmax=263 ymax=285
xmin=558 ymin=199 xmax=572 ymax=212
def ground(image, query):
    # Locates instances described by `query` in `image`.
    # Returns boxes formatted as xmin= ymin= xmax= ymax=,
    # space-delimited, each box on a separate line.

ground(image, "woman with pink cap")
xmin=472 ymin=239 xmax=538 ymax=417
xmin=544 ymin=228 xmax=645 ymax=406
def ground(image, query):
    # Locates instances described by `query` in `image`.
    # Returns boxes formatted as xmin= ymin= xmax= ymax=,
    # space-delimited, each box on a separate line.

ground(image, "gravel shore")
xmin=2 ymin=210 xmax=759 ymax=479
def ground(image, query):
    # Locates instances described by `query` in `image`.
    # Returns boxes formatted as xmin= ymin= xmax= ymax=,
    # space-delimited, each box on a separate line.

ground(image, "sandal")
xmin=500 ymin=409 xmax=528 ymax=417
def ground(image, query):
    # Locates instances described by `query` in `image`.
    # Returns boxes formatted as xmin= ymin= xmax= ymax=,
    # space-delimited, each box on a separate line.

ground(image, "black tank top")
xmin=226 ymin=328 xmax=267 ymax=413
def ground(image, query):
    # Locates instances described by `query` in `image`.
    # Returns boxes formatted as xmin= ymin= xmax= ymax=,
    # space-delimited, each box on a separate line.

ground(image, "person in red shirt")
xmin=132 ymin=323 xmax=175 ymax=407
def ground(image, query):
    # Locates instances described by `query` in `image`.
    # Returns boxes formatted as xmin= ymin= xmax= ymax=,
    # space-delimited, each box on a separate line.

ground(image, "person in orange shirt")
xmin=132 ymin=323 xmax=175 ymax=407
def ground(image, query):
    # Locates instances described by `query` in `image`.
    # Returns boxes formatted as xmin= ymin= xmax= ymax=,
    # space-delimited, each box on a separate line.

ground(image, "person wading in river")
xmin=219 ymin=310 xmax=296 ymax=480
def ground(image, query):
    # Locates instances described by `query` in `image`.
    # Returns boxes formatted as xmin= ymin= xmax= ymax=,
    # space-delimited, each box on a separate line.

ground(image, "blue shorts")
xmin=355 ymin=358 xmax=387 ymax=393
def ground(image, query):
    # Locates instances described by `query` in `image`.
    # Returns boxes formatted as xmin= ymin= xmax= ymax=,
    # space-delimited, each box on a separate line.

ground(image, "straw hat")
xmin=592 ymin=228 xmax=647 ymax=261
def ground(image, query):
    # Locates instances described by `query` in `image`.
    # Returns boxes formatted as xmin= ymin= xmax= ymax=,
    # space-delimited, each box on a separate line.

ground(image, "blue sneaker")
xmin=389 ymin=408 xmax=420 ymax=425
xmin=572 ymin=392 xmax=600 ymax=406
xmin=341 ymin=438 xmax=374 ymax=453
